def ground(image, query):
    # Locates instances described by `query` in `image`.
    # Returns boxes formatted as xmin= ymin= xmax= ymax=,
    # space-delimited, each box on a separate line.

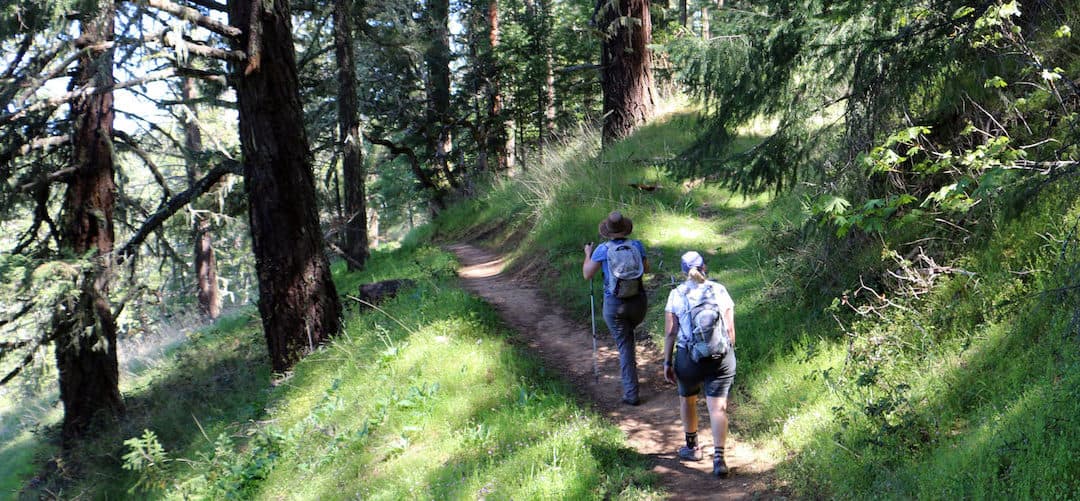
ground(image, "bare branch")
xmin=175 ymin=66 xmax=229 ymax=85
xmin=17 ymin=135 xmax=71 ymax=156
xmin=1 ymin=34 xmax=33 ymax=80
xmin=114 ymin=130 xmax=173 ymax=202
xmin=1 ymin=69 xmax=177 ymax=127
xmin=18 ymin=167 xmax=78 ymax=192
xmin=157 ymin=34 xmax=246 ymax=62
xmin=116 ymin=159 xmax=240 ymax=263
xmin=146 ymin=0 xmax=241 ymax=38
xmin=182 ymin=0 xmax=228 ymax=12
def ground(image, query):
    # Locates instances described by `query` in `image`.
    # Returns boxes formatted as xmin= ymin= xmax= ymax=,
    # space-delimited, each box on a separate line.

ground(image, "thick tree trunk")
xmin=335 ymin=0 xmax=369 ymax=270
xmin=182 ymin=77 xmax=221 ymax=320
xmin=56 ymin=0 xmax=124 ymax=445
xmin=230 ymin=0 xmax=342 ymax=373
xmin=424 ymin=0 xmax=456 ymax=188
xmin=600 ymin=0 xmax=655 ymax=145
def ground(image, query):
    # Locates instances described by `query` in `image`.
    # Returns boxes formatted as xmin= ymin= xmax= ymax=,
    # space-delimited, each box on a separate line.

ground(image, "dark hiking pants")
xmin=602 ymin=293 xmax=647 ymax=402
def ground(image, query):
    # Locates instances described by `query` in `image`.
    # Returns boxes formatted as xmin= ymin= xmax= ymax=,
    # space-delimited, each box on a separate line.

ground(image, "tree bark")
xmin=424 ymin=0 xmax=456 ymax=188
xmin=335 ymin=0 xmax=369 ymax=270
xmin=230 ymin=0 xmax=342 ymax=373
xmin=600 ymin=0 xmax=655 ymax=146
xmin=55 ymin=0 xmax=124 ymax=445
xmin=679 ymin=0 xmax=687 ymax=27
xmin=700 ymin=4 xmax=710 ymax=39
xmin=485 ymin=0 xmax=511 ymax=172
xmin=182 ymin=77 xmax=221 ymax=320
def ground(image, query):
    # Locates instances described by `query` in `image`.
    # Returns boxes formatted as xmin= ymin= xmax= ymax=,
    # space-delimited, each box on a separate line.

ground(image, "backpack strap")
xmin=674 ymin=284 xmax=694 ymax=348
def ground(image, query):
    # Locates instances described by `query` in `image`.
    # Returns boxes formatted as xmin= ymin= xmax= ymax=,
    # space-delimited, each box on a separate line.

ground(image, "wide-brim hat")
xmin=599 ymin=211 xmax=633 ymax=238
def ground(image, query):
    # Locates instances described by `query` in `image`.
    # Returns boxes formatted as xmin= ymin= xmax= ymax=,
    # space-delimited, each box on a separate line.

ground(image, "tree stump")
xmin=356 ymin=279 xmax=415 ymax=308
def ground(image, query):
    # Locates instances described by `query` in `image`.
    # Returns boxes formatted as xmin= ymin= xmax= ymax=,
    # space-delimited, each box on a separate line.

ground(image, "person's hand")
xmin=583 ymin=242 xmax=594 ymax=258
xmin=663 ymin=363 xmax=676 ymax=384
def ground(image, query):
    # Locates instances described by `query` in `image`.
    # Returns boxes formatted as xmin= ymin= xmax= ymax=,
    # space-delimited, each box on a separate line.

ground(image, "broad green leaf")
xmin=1055 ymin=25 xmax=1071 ymax=38
xmin=999 ymin=1 xmax=1020 ymax=18
xmin=984 ymin=76 xmax=1007 ymax=88
xmin=821 ymin=196 xmax=851 ymax=215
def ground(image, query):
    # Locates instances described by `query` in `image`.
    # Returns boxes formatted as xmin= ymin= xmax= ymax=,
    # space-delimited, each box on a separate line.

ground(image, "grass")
xmin=6 ymin=243 xmax=659 ymax=499
xmin=430 ymin=104 xmax=1080 ymax=499
xmin=6 ymin=101 xmax=1080 ymax=499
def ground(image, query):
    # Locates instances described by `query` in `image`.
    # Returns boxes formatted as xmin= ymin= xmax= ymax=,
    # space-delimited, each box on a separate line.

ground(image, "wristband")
xmin=662 ymin=360 xmax=672 ymax=367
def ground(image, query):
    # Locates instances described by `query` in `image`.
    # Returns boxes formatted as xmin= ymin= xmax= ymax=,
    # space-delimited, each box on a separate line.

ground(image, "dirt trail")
xmin=449 ymin=243 xmax=782 ymax=500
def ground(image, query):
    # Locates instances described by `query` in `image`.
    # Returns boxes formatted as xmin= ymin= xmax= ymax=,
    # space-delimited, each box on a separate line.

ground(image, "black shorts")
xmin=674 ymin=345 xmax=736 ymax=398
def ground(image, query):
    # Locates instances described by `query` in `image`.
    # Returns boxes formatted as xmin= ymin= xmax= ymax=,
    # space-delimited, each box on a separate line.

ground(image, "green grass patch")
xmin=428 ymin=104 xmax=1080 ymax=499
xmin=15 ymin=244 xmax=659 ymax=499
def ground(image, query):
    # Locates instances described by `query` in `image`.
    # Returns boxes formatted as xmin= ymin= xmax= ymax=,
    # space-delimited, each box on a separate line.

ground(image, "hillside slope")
xmin=430 ymin=108 xmax=1080 ymax=499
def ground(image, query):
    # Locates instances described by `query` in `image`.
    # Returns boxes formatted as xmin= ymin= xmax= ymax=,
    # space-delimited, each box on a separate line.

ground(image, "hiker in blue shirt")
xmin=582 ymin=211 xmax=650 ymax=405
xmin=663 ymin=251 xmax=736 ymax=477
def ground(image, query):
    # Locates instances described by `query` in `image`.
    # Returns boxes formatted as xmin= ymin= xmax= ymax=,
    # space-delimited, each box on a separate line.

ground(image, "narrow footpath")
xmin=449 ymin=243 xmax=782 ymax=500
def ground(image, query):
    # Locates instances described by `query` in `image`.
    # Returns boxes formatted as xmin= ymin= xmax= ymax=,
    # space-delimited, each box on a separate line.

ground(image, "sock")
xmin=714 ymin=446 xmax=725 ymax=459
xmin=685 ymin=432 xmax=698 ymax=449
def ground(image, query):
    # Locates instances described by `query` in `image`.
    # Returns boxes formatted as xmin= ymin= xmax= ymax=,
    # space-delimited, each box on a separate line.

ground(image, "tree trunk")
xmin=679 ymin=0 xmax=687 ymax=27
xmin=544 ymin=51 xmax=555 ymax=138
xmin=55 ymin=0 xmax=124 ymax=445
xmin=335 ymin=0 xmax=369 ymax=270
xmin=600 ymin=0 xmax=655 ymax=145
xmin=229 ymin=0 xmax=342 ymax=373
xmin=485 ymin=0 xmax=511 ymax=172
xmin=540 ymin=0 xmax=555 ymax=144
xmin=424 ymin=0 xmax=456 ymax=189
xmin=182 ymin=77 xmax=221 ymax=320
xmin=700 ymin=4 xmax=710 ymax=39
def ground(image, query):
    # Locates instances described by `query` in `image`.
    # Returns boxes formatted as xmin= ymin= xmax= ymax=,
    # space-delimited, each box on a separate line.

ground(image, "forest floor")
xmin=449 ymin=243 xmax=786 ymax=500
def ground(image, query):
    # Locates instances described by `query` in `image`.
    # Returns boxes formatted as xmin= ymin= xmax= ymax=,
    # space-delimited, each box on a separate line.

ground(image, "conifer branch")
xmin=145 ymin=0 xmax=242 ymax=39
xmin=116 ymin=159 xmax=240 ymax=263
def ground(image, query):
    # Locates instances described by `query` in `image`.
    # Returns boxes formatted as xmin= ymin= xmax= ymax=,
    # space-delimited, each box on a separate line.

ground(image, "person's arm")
xmin=725 ymin=307 xmax=735 ymax=347
xmin=642 ymin=257 xmax=652 ymax=274
xmin=582 ymin=243 xmax=601 ymax=279
xmin=663 ymin=311 xmax=678 ymax=384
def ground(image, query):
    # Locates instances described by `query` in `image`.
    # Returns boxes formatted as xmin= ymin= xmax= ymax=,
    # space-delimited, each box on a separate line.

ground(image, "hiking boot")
xmin=622 ymin=397 xmax=640 ymax=406
xmin=713 ymin=454 xmax=729 ymax=477
xmin=677 ymin=446 xmax=703 ymax=461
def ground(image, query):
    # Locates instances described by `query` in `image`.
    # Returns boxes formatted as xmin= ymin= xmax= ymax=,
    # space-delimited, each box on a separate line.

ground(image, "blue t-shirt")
xmin=590 ymin=239 xmax=647 ymax=297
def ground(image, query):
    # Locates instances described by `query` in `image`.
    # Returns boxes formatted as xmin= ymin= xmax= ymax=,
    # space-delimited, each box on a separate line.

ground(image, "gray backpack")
xmin=606 ymin=240 xmax=644 ymax=298
xmin=678 ymin=284 xmax=731 ymax=362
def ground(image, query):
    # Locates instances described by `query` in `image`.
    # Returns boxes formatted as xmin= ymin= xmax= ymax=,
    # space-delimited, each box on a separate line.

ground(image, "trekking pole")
xmin=590 ymin=276 xmax=599 ymax=384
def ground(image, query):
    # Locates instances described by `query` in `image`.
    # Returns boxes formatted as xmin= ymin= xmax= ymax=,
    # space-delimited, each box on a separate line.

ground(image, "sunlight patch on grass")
xmin=641 ymin=212 xmax=723 ymax=250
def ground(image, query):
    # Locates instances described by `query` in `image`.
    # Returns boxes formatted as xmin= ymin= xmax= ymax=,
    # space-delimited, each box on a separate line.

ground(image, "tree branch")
xmin=17 ymin=135 xmax=71 ymax=156
xmin=363 ymin=133 xmax=440 ymax=192
xmin=174 ymin=66 xmax=229 ymax=85
xmin=183 ymin=0 xmax=228 ymax=12
xmin=145 ymin=0 xmax=241 ymax=39
xmin=114 ymin=130 xmax=173 ymax=202
xmin=18 ymin=167 xmax=78 ymax=192
xmin=116 ymin=159 xmax=240 ymax=263
xmin=1 ymin=69 xmax=178 ymax=127
xmin=158 ymin=34 xmax=247 ymax=62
